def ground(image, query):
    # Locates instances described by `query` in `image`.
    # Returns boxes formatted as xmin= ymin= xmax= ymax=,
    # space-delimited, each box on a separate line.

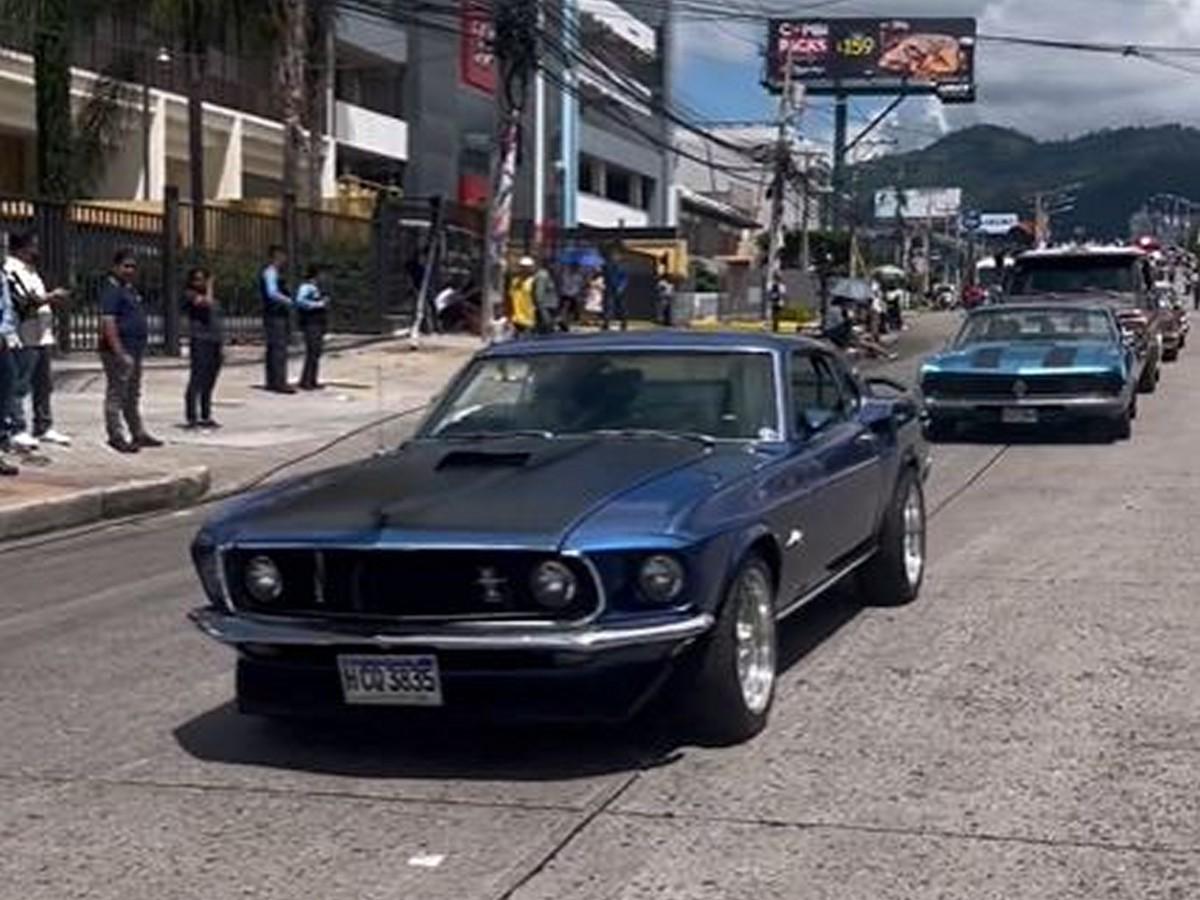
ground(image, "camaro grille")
xmin=223 ymin=548 xmax=601 ymax=622
xmin=924 ymin=373 xmax=1122 ymax=398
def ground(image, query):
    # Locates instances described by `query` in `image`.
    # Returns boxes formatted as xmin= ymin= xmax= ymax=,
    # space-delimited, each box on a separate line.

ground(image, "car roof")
xmin=479 ymin=330 xmax=826 ymax=357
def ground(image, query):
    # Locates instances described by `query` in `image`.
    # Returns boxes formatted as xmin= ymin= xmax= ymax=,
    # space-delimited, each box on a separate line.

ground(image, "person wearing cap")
xmin=509 ymin=256 xmax=538 ymax=337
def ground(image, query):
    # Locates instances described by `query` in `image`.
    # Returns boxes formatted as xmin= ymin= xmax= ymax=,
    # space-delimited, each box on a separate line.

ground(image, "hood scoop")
xmin=970 ymin=347 xmax=1004 ymax=369
xmin=436 ymin=450 xmax=532 ymax=470
xmin=1043 ymin=346 xmax=1078 ymax=368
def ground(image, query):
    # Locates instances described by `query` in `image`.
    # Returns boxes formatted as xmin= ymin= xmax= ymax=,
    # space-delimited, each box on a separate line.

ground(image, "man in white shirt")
xmin=5 ymin=232 xmax=70 ymax=447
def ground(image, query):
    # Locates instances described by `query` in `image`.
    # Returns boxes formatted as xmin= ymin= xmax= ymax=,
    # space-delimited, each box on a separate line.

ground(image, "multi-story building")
xmin=403 ymin=0 xmax=674 ymax=231
xmin=0 ymin=9 xmax=409 ymax=202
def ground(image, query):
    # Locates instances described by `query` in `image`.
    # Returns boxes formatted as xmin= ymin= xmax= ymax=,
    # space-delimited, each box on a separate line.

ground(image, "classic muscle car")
xmin=920 ymin=304 xmax=1140 ymax=440
xmin=190 ymin=332 xmax=929 ymax=743
xmin=1003 ymin=247 xmax=1164 ymax=393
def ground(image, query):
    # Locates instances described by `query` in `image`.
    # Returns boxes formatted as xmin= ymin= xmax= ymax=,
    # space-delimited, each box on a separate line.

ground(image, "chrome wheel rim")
xmin=902 ymin=484 xmax=925 ymax=588
xmin=734 ymin=566 xmax=776 ymax=715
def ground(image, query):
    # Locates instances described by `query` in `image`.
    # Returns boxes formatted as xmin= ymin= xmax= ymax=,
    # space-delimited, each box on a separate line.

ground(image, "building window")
xmin=606 ymin=168 xmax=631 ymax=205
xmin=640 ymin=177 xmax=656 ymax=211
xmin=579 ymin=158 xmax=595 ymax=194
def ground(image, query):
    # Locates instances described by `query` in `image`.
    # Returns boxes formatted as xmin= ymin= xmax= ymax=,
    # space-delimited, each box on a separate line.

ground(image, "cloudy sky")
xmin=674 ymin=0 xmax=1200 ymax=149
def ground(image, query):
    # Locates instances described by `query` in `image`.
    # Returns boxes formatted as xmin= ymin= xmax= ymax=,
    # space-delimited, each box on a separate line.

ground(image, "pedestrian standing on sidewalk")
xmin=259 ymin=244 xmax=295 ymax=394
xmin=295 ymin=264 xmax=329 ymax=391
xmin=532 ymin=256 xmax=559 ymax=335
xmin=558 ymin=262 xmax=583 ymax=331
xmin=509 ymin=257 xmax=537 ymax=338
xmin=99 ymin=249 xmax=162 ymax=454
xmin=6 ymin=232 xmax=71 ymax=450
xmin=183 ymin=267 xmax=224 ymax=429
xmin=657 ymin=256 xmax=676 ymax=328
xmin=602 ymin=248 xmax=628 ymax=331
xmin=0 ymin=273 xmax=19 ymax=475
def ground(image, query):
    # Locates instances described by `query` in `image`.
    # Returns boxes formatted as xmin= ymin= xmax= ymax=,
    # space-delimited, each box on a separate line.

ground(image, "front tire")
xmin=1137 ymin=359 xmax=1159 ymax=394
xmin=859 ymin=467 xmax=926 ymax=607
xmin=685 ymin=556 xmax=778 ymax=744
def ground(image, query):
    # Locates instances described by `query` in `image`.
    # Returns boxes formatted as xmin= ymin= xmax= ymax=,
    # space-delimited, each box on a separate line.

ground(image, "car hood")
xmin=924 ymin=340 xmax=1124 ymax=375
xmin=205 ymin=436 xmax=735 ymax=550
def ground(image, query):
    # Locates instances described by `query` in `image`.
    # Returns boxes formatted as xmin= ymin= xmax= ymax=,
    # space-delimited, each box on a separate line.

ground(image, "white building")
xmin=0 ymin=11 xmax=409 ymax=203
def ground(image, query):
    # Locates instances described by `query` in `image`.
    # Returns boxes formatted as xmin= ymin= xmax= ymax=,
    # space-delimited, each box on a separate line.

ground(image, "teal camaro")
xmin=920 ymin=304 xmax=1141 ymax=441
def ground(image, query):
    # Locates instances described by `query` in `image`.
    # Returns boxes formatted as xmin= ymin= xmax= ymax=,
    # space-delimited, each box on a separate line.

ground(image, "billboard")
xmin=767 ymin=18 xmax=976 ymax=102
xmin=459 ymin=0 xmax=496 ymax=94
xmin=875 ymin=188 xmax=962 ymax=221
xmin=977 ymin=213 xmax=1021 ymax=235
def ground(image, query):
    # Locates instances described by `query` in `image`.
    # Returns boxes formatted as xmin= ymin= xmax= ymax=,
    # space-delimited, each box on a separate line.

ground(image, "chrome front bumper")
xmin=189 ymin=607 xmax=715 ymax=654
xmin=925 ymin=395 xmax=1126 ymax=414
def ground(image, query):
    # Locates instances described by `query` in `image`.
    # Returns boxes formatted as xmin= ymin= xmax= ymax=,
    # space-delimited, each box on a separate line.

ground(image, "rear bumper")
xmin=191 ymin=607 xmax=713 ymax=722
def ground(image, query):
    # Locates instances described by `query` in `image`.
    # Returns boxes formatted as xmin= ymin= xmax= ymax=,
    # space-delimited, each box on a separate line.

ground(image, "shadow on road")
xmin=173 ymin=591 xmax=865 ymax=776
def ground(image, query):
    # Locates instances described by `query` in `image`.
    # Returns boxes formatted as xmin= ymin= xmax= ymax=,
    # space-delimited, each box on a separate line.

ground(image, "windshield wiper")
xmin=581 ymin=428 xmax=717 ymax=447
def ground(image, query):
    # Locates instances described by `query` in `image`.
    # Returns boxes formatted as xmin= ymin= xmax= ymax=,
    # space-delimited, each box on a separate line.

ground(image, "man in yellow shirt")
xmin=509 ymin=256 xmax=537 ymax=335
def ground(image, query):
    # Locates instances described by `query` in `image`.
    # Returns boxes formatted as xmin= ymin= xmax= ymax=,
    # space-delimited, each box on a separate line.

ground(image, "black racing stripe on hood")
xmin=1042 ymin=346 xmax=1078 ymax=368
xmin=971 ymin=348 xmax=1004 ymax=368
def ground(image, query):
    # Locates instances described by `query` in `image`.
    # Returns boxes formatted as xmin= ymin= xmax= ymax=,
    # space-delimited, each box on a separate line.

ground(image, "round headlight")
xmin=244 ymin=555 xmax=283 ymax=603
xmin=639 ymin=555 xmax=685 ymax=604
xmin=530 ymin=560 xmax=578 ymax=610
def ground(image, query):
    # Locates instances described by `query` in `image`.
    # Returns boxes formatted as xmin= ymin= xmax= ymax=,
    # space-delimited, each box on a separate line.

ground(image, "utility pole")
xmin=764 ymin=47 xmax=795 ymax=324
xmin=830 ymin=93 xmax=848 ymax=230
xmin=482 ymin=0 xmax=538 ymax=340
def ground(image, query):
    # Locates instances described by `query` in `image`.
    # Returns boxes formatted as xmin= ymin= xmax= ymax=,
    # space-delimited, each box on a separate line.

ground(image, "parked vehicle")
xmin=1154 ymin=280 xmax=1189 ymax=362
xmin=1003 ymin=247 xmax=1164 ymax=394
xmin=921 ymin=304 xmax=1141 ymax=441
xmin=189 ymin=332 xmax=930 ymax=743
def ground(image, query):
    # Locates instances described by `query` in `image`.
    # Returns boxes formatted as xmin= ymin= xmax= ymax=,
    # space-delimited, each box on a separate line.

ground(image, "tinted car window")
xmin=426 ymin=351 xmax=779 ymax=441
xmin=956 ymin=309 xmax=1118 ymax=345
xmin=1011 ymin=257 xmax=1137 ymax=295
xmin=792 ymin=353 xmax=846 ymax=433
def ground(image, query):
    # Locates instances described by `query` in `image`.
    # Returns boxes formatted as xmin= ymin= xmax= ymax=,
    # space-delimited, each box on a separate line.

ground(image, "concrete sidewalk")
xmin=1 ymin=334 xmax=479 ymax=541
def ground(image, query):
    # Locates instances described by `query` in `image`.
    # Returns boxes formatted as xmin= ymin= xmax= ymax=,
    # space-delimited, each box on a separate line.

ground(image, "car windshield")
xmin=1010 ymin=257 xmax=1138 ymax=295
xmin=955 ymin=309 xmax=1117 ymax=345
xmin=423 ymin=351 xmax=779 ymax=441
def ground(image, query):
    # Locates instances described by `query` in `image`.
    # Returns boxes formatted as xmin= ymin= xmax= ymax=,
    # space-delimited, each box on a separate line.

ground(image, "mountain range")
xmin=851 ymin=124 xmax=1200 ymax=239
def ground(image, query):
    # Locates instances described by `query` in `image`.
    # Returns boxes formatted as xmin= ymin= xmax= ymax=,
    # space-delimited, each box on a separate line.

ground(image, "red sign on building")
xmin=460 ymin=0 xmax=497 ymax=94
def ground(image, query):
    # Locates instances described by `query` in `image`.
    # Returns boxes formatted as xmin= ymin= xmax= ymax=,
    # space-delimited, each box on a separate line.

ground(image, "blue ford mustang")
xmin=921 ymin=304 xmax=1141 ymax=440
xmin=190 ymin=332 xmax=930 ymax=743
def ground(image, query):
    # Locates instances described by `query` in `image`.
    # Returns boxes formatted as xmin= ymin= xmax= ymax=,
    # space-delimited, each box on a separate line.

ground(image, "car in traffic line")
xmin=1154 ymin=280 xmax=1189 ymax=362
xmin=1004 ymin=246 xmax=1165 ymax=393
xmin=189 ymin=332 xmax=930 ymax=744
xmin=920 ymin=304 xmax=1140 ymax=440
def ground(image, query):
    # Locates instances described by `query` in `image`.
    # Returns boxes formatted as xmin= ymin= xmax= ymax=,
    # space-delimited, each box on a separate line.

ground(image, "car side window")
xmin=791 ymin=352 xmax=846 ymax=435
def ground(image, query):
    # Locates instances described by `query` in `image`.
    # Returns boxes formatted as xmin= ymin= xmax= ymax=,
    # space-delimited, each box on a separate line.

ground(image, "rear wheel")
xmin=685 ymin=556 xmax=777 ymax=744
xmin=859 ymin=467 xmax=925 ymax=607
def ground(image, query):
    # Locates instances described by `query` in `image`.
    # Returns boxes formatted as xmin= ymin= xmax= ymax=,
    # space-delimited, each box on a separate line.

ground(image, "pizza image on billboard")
xmin=878 ymin=32 xmax=966 ymax=80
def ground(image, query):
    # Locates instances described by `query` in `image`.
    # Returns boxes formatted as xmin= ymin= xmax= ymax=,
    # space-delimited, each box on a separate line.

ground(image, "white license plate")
xmin=338 ymin=654 xmax=443 ymax=706
xmin=1002 ymin=408 xmax=1038 ymax=425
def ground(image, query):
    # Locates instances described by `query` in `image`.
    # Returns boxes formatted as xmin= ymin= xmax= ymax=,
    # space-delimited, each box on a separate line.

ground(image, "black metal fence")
xmin=0 ymin=192 xmax=485 ymax=354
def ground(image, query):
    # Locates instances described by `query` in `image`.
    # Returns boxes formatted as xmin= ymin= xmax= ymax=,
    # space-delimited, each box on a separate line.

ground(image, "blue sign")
xmin=962 ymin=209 xmax=982 ymax=231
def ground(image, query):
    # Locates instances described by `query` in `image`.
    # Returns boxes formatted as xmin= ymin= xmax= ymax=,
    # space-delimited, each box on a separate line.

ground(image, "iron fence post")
xmin=36 ymin=199 xmax=71 ymax=353
xmin=163 ymin=186 xmax=181 ymax=355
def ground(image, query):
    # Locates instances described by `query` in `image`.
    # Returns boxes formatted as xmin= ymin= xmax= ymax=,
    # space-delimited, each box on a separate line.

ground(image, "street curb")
xmin=0 ymin=466 xmax=211 ymax=542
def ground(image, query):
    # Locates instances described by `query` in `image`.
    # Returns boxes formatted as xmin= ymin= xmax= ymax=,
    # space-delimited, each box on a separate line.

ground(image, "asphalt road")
xmin=2 ymin=313 xmax=1197 ymax=899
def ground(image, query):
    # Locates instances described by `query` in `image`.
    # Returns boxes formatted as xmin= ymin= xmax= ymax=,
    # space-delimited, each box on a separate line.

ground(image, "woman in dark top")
xmin=183 ymin=267 xmax=224 ymax=428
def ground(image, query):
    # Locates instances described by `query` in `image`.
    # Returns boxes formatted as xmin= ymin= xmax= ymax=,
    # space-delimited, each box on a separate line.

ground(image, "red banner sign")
xmin=460 ymin=0 xmax=496 ymax=94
